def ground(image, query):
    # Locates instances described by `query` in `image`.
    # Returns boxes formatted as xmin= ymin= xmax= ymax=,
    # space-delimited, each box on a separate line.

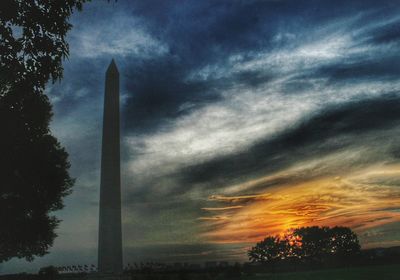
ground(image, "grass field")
xmin=123 ymin=264 xmax=400 ymax=280
xmin=2 ymin=264 xmax=399 ymax=280
xmin=242 ymin=264 xmax=400 ymax=280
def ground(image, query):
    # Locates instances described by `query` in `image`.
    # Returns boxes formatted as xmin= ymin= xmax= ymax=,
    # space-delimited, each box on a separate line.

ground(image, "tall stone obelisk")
xmin=98 ymin=59 xmax=123 ymax=274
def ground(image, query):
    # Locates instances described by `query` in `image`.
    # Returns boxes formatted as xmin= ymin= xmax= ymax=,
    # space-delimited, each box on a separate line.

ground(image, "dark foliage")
xmin=0 ymin=0 xmax=91 ymax=262
xmin=248 ymin=226 xmax=361 ymax=264
xmin=294 ymin=226 xmax=360 ymax=261
xmin=38 ymin=266 xmax=59 ymax=280
xmin=248 ymin=236 xmax=288 ymax=263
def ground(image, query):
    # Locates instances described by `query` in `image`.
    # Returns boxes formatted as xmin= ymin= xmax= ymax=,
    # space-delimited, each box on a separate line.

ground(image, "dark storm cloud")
xmin=122 ymin=57 xmax=222 ymax=134
xmin=291 ymin=52 xmax=400 ymax=86
xmin=322 ymin=57 xmax=400 ymax=83
xmin=48 ymin=59 xmax=104 ymax=117
xmin=49 ymin=0 xmax=400 ymax=140
xmin=369 ymin=24 xmax=400 ymax=45
xmin=361 ymin=15 xmax=400 ymax=45
xmin=182 ymin=94 xmax=400 ymax=188
xmin=120 ymin=0 xmax=400 ymax=135
xmin=122 ymin=0 xmax=287 ymax=134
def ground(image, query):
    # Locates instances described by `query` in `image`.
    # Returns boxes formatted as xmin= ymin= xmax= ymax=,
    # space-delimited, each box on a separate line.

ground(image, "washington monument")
xmin=98 ymin=59 xmax=123 ymax=274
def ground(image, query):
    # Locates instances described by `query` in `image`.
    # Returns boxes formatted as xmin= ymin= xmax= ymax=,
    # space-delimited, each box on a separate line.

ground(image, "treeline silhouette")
xmin=245 ymin=226 xmax=400 ymax=273
xmin=1 ymin=226 xmax=399 ymax=279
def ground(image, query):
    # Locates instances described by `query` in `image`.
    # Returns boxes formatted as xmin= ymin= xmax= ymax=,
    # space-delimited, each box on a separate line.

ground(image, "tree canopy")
xmin=248 ymin=226 xmax=360 ymax=264
xmin=293 ymin=226 xmax=360 ymax=259
xmin=0 ymin=0 xmax=89 ymax=262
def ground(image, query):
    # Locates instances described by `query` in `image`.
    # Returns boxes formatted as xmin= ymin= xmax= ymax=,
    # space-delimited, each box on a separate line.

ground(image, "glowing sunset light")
xmin=200 ymin=165 xmax=400 ymax=247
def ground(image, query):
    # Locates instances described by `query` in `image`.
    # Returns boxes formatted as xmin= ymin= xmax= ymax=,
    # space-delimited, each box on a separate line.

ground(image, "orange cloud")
xmin=200 ymin=165 xmax=400 ymax=247
xmin=202 ymin=206 xmax=244 ymax=211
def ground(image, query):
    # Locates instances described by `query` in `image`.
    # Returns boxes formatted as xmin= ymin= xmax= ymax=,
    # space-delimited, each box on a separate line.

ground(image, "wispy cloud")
xmin=124 ymin=10 xmax=400 ymax=192
xmin=68 ymin=3 xmax=168 ymax=59
xmin=202 ymin=206 xmax=244 ymax=211
xmin=200 ymin=164 xmax=400 ymax=245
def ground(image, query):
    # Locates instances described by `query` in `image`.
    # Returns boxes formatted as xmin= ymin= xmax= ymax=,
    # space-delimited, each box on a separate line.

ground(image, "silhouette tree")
xmin=293 ymin=226 xmax=360 ymax=261
xmin=293 ymin=226 xmax=330 ymax=260
xmin=248 ymin=226 xmax=360 ymax=265
xmin=0 ymin=0 xmax=94 ymax=262
xmin=248 ymin=236 xmax=287 ymax=263
xmin=328 ymin=226 xmax=361 ymax=255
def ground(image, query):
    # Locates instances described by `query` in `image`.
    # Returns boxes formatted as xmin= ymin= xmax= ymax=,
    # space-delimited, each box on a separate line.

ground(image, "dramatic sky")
xmin=3 ymin=0 xmax=400 ymax=273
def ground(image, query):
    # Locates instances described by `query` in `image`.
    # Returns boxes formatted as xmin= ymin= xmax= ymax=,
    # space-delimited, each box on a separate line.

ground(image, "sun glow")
xmin=200 ymin=165 xmax=400 ymax=247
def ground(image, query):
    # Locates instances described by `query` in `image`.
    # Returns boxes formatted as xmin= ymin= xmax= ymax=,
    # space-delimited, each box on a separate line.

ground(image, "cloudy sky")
xmin=3 ymin=0 xmax=400 ymax=273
